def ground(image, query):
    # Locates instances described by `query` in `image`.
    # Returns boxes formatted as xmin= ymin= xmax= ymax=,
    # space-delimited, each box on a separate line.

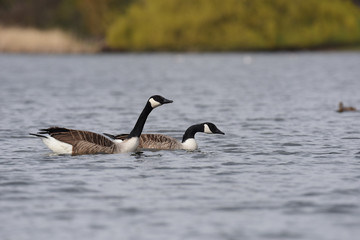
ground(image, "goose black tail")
xmin=38 ymin=127 xmax=69 ymax=134
xmin=29 ymin=133 xmax=47 ymax=138
xmin=103 ymin=133 xmax=116 ymax=139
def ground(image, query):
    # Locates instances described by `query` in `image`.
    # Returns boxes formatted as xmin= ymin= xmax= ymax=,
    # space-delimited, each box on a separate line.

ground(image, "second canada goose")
xmin=30 ymin=95 xmax=173 ymax=155
xmin=104 ymin=122 xmax=225 ymax=151
xmin=337 ymin=102 xmax=357 ymax=113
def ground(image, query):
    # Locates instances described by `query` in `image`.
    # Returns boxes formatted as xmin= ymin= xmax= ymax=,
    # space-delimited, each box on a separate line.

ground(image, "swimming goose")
xmin=104 ymin=122 xmax=224 ymax=151
xmin=30 ymin=95 xmax=173 ymax=155
xmin=337 ymin=102 xmax=357 ymax=113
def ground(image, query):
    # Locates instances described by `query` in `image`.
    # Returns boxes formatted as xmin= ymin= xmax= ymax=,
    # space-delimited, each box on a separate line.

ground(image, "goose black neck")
xmin=182 ymin=124 xmax=203 ymax=143
xmin=128 ymin=103 xmax=153 ymax=138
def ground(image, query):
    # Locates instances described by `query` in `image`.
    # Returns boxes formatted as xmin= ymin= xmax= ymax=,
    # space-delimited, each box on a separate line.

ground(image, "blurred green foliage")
xmin=1 ymin=0 xmax=360 ymax=50
xmin=107 ymin=0 xmax=360 ymax=51
xmin=76 ymin=0 xmax=133 ymax=37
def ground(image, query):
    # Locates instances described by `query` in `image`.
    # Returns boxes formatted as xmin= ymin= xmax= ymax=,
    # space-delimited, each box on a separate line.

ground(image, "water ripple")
xmin=51 ymin=187 xmax=99 ymax=194
xmin=316 ymin=204 xmax=358 ymax=214
xmin=272 ymin=150 xmax=300 ymax=155
xmin=0 ymin=181 xmax=33 ymax=186
xmin=281 ymin=143 xmax=303 ymax=147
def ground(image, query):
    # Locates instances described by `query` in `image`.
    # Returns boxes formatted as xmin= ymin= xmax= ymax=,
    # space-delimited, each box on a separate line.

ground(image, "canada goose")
xmin=337 ymin=102 xmax=357 ymax=113
xmin=104 ymin=122 xmax=224 ymax=151
xmin=30 ymin=95 xmax=173 ymax=155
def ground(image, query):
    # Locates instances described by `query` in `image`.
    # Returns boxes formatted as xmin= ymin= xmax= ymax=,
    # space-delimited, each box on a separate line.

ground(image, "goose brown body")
xmin=113 ymin=133 xmax=183 ymax=150
xmin=105 ymin=122 xmax=224 ymax=151
xmin=35 ymin=127 xmax=118 ymax=155
xmin=30 ymin=95 xmax=173 ymax=155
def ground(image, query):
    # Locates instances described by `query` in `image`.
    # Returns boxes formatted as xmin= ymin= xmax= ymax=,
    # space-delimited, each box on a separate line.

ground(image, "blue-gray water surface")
xmin=0 ymin=52 xmax=360 ymax=240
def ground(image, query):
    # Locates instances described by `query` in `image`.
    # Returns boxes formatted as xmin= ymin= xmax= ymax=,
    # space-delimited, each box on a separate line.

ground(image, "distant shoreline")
xmin=0 ymin=25 xmax=97 ymax=54
xmin=1 ymin=26 xmax=359 ymax=54
xmin=100 ymin=45 xmax=360 ymax=53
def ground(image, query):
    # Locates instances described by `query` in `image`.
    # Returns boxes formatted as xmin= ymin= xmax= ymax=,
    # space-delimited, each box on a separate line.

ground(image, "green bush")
xmin=106 ymin=0 xmax=360 ymax=51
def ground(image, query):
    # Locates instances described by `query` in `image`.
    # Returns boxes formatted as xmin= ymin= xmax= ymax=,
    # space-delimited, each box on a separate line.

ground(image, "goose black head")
xmin=203 ymin=122 xmax=225 ymax=135
xmin=148 ymin=95 xmax=173 ymax=108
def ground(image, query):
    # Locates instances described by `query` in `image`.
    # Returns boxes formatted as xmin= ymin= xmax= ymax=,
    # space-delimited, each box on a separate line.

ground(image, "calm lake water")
xmin=0 ymin=52 xmax=360 ymax=240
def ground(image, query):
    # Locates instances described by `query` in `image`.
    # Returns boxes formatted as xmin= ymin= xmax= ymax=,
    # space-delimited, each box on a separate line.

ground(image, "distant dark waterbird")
xmin=337 ymin=102 xmax=357 ymax=113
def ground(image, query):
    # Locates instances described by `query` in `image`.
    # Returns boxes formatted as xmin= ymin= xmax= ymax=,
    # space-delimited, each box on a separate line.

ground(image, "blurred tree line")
xmin=1 ymin=0 xmax=360 ymax=51
xmin=0 ymin=0 xmax=133 ymax=37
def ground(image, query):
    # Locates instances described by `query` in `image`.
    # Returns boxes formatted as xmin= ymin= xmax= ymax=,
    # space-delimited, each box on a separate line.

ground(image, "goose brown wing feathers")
xmin=72 ymin=140 xmax=115 ymax=155
xmin=139 ymin=134 xmax=182 ymax=150
xmin=39 ymin=127 xmax=116 ymax=155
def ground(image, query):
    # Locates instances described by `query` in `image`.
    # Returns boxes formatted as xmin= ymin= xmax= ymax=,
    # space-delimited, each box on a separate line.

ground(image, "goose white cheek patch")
xmin=149 ymin=98 xmax=161 ymax=108
xmin=204 ymin=124 xmax=212 ymax=134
